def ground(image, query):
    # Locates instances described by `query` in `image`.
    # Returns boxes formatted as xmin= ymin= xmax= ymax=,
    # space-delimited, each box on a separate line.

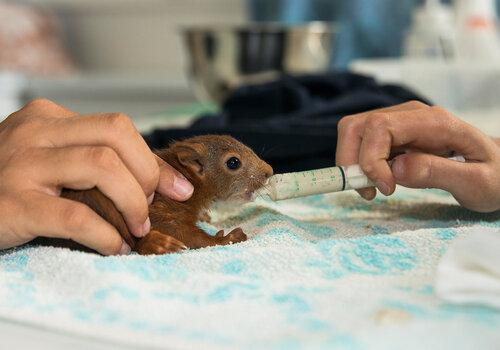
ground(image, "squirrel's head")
xmin=166 ymin=135 xmax=273 ymax=202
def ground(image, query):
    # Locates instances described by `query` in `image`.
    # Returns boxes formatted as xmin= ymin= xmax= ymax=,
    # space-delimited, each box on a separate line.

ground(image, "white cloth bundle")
xmin=436 ymin=227 xmax=500 ymax=309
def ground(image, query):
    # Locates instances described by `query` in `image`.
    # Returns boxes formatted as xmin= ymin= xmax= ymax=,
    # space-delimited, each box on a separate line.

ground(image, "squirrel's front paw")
xmin=215 ymin=227 xmax=247 ymax=245
xmin=135 ymin=230 xmax=187 ymax=255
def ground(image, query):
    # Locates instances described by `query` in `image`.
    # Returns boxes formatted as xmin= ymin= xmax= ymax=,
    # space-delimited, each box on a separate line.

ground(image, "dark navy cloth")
xmin=144 ymin=72 xmax=430 ymax=173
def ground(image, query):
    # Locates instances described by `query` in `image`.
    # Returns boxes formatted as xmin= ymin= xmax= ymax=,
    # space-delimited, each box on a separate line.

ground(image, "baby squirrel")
xmin=61 ymin=135 xmax=273 ymax=255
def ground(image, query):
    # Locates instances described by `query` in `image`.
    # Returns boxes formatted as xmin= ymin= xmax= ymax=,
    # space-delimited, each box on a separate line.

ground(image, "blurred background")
xmin=1 ymin=0 xmax=500 ymax=134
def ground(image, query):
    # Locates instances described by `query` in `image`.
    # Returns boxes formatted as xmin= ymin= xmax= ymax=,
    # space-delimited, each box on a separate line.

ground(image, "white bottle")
xmin=455 ymin=0 xmax=500 ymax=61
xmin=404 ymin=0 xmax=457 ymax=59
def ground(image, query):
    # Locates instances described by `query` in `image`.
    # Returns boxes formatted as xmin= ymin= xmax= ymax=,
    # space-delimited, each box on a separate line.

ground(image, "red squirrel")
xmin=60 ymin=135 xmax=273 ymax=255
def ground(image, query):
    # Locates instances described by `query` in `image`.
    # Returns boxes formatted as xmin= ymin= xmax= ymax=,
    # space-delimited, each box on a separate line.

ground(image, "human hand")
xmin=336 ymin=101 xmax=500 ymax=212
xmin=0 ymin=99 xmax=193 ymax=254
xmin=494 ymin=137 xmax=500 ymax=148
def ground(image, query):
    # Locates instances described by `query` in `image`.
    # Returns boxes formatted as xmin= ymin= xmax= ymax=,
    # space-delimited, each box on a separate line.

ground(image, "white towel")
xmin=0 ymin=188 xmax=498 ymax=348
xmin=435 ymin=227 xmax=500 ymax=309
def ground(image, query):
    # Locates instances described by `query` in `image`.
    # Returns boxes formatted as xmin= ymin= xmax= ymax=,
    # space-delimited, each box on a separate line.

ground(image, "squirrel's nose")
xmin=262 ymin=163 xmax=273 ymax=179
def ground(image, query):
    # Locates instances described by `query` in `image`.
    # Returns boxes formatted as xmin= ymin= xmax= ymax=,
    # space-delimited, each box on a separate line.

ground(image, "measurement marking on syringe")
xmin=339 ymin=166 xmax=346 ymax=191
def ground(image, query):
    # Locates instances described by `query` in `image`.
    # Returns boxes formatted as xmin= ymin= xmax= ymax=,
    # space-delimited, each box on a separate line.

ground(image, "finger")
xmin=23 ymin=192 xmax=130 ymax=255
xmin=155 ymin=155 xmax=194 ymax=201
xmin=391 ymin=152 xmax=494 ymax=211
xmin=336 ymin=101 xmax=430 ymax=166
xmin=2 ymin=99 xmax=78 ymax=138
xmin=376 ymin=107 xmax=492 ymax=161
xmin=391 ymin=152 xmax=464 ymax=189
xmin=39 ymin=113 xmax=160 ymax=197
xmin=22 ymin=98 xmax=78 ymax=118
xmin=336 ymin=101 xmax=427 ymax=199
xmin=336 ymin=114 xmax=375 ymax=199
xmin=26 ymin=146 xmax=150 ymax=238
xmin=358 ymin=113 xmax=395 ymax=196
xmin=339 ymin=100 xmax=429 ymax=121
xmin=335 ymin=102 xmax=426 ymax=199
xmin=147 ymin=193 xmax=155 ymax=205
xmin=357 ymin=107 xmax=494 ymax=196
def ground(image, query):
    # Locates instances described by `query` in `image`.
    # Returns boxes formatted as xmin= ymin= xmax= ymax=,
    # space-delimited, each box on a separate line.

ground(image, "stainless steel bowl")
xmin=182 ymin=22 xmax=337 ymax=104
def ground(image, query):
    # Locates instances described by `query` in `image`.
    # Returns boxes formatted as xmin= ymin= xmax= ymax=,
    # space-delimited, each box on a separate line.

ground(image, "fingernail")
xmin=375 ymin=181 xmax=390 ymax=196
xmin=173 ymin=176 xmax=194 ymax=199
xmin=147 ymin=193 xmax=155 ymax=205
xmin=360 ymin=190 xmax=376 ymax=201
xmin=119 ymin=241 xmax=131 ymax=255
xmin=391 ymin=155 xmax=407 ymax=180
xmin=141 ymin=217 xmax=151 ymax=236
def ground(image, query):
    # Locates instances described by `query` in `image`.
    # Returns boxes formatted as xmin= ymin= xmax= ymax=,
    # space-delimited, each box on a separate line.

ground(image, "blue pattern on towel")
xmin=0 ymin=187 xmax=499 ymax=349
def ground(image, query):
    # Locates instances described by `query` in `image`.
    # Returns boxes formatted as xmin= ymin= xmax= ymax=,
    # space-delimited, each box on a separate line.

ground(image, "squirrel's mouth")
xmin=243 ymin=178 xmax=270 ymax=201
xmin=225 ymin=178 xmax=269 ymax=202
xmin=243 ymin=189 xmax=257 ymax=201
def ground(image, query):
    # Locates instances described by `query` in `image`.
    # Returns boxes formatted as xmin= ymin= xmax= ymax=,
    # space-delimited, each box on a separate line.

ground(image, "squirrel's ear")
xmin=172 ymin=142 xmax=207 ymax=176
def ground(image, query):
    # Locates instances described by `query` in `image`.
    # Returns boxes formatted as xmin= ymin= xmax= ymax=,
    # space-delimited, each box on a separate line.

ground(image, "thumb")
xmin=391 ymin=153 xmax=472 ymax=193
xmin=155 ymin=155 xmax=194 ymax=201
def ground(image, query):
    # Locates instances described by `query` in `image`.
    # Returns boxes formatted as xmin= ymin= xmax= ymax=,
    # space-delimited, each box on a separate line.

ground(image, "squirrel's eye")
xmin=226 ymin=157 xmax=241 ymax=170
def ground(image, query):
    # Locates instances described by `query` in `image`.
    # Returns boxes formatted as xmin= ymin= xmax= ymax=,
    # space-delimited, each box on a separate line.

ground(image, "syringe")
xmin=254 ymin=156 xmax=465 ymax=201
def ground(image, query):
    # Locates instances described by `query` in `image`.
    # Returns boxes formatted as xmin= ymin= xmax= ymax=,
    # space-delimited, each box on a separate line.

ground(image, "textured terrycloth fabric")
xmin=0 ymin=187 xmax=499 ymax=349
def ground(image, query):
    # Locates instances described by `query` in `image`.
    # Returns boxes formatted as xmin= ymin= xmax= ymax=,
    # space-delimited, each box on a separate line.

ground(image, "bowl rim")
xmin=181 ymin=21 xmax=339 ymax=34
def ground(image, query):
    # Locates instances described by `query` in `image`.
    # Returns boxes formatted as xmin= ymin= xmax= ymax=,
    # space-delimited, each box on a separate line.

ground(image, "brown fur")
xmin=60 ymin=135 xmax=273 ymax=255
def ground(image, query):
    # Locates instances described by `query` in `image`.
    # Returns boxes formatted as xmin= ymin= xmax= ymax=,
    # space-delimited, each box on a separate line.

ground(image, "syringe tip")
xmin=251 ymin=187 xmax=273 ymax=201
